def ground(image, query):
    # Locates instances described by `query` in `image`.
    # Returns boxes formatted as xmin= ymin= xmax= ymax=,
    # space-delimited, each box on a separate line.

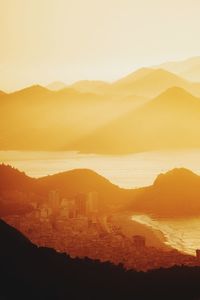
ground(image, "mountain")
xmin=0 ymin=164 xmax=169 ymax=248
xmin=46 ymin=81 xmax=66 ymax=91
xmin=37 ymin=168 xmax=120 ymax=193
xmin=10 ymin=84 xmax=51 ymax=96
xmin=3 ymin=164 xmax=200 ymax=218
xmin=131 ymin=168 xmax=200 ymax=218
xmin=0 ymin=84 xmax=146 ymax=151
xmin=1 ymin=66 xmax=200 ymax=152
xmin=46 ymin=81 xmax=67 ymax=91
xmin=157 ymin=56 xmax=200 ymax=82
xmin=1 ymin=219 xmax=200 ymax=299
xmin=69 ymin=80 xmax=110 ymax=94
xmin=112 ymin=68 xmax=200 ymax=97
xmin=0 ymin=164 xmax=134 ymax=214
xmin=0 ymin=164 xmax=34 ymax=191
xmin=0 ymin=165 xmax=35 ymax=216
xmin=71 ymin=87 xmax=200 ymax=154
xmin=114 ymin=67 xmax=154 ymax=85
xmin=36 ymin=168 xmax=130 ymax=210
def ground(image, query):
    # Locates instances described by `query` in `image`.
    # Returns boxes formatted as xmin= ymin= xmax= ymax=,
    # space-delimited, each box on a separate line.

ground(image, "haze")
xmin=1 ymin=0 xmax=200 ymax=91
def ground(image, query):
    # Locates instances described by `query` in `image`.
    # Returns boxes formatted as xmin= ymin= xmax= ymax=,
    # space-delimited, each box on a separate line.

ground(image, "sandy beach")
xmin=111 ymin=212 xmax=170 ymax=250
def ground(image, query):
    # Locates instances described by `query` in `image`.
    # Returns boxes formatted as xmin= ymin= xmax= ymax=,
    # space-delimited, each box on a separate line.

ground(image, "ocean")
xmin=1 ymin=149 xmax=200 ymax=188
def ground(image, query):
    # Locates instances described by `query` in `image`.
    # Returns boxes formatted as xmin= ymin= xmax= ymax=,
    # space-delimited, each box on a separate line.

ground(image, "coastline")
xmin=111 ymin=212 xmax=170 ymax=250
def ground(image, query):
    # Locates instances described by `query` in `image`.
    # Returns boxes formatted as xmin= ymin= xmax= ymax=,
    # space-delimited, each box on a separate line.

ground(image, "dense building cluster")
xmin=3 ymin=189 xmax=200 ymax=271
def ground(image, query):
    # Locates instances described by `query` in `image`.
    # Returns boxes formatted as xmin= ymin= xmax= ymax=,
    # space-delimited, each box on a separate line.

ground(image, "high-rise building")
xmin=49 ymin=190 xmax=60 ymax=214
xmin=196 ymin=249 xmax=200 ymax=259
xmin=60 ymin=198 xmax=76 ymax=218
xmin=75 ymin=193 xmax=87 ymax=216
xmin=86 ymin=191 xmax=99 ymax=215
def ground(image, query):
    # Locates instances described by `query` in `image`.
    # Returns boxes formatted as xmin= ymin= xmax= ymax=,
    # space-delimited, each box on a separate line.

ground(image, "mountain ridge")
xmin=2 ymin=164 xmax=200 ymax=218
xmin=156 ymin=56 xmax=200 ymax=82
xmin=71 ymin=87 xmax=200 ymax=154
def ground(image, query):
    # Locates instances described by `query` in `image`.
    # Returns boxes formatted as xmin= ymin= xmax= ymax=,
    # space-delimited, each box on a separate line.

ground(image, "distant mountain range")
xmin=1 ymin=164 xmax=200 ymax=218
xmin=71 ymin=87 xmax=200 ymax=153
xmin=110 ymin=68 xmax=200 ymax=98
xmin=0 ymin=83 xmax=147 ymax=151
xmin=69 ymin=80 xmax=110 ymax=94
xmin=47 ymin=67 xmax=200 ymax=97
xmin=156 ymin=56 xmax=200 ymax=82
xmin=46 ymin=81 xmax=66 ymax=91
xmin=1 ymin=57 xmax=200 ymax=153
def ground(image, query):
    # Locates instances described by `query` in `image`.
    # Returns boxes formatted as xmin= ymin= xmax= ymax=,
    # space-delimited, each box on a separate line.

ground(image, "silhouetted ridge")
xmin=39 ymin=168 xmax=116 ymax=186
xmin=0 ymin=219 xmax=33 ymax=251
xmin=3 ymin=164 xmax=200 ymax=218
xmin=1 ymin=219 xmax=200 ymax=299
xmin=132 ymin=168 xmax=200 ymax=217
xmin=154 ymin=168 xmax=199 ymax=186
xmin=0 ymin=164 xmax=34 ymax=191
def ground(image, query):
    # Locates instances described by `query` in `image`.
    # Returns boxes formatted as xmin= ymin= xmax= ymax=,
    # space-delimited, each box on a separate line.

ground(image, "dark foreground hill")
xmin=1 ymin=219 xmax=200 ymax=300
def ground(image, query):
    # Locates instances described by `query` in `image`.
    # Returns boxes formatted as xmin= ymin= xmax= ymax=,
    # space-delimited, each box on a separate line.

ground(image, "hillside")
xmin=1 ymin=65 xmax=200 ymax=152
xmin=0 ymin=84 xmax=146 ymax=151
xmin=111 ymin=68 xmax=200 ymax=97
xmin=69 ymin=80 xmax=110 ymax=94
xmin=46 ymin=81 xmax=66 ymax=91
xmin=3 ymin=164 xmax=200 ymax=218
xmin=157 ymin=56 xmax=200 ymax=82
xmin=71 ymin=87 xmax=200 ymax=154
xmin=0 ymin=164 xmax=35 ymax=191
xmin=131 ymin=168 xmax=200 ymax=217
xmin=1 ymin=219 xmax=200 ymax=299
xmin=36 ymin=168 xmax=131 ymax=210
xmin=0 ymin=165 xmax=35 ymax=216
xmin=0 ymin=164 xmax=135 ymax=214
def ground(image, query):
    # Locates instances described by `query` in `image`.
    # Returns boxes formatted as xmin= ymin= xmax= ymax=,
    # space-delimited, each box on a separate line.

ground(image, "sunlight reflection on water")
xmin=1 ymin=149 xmax=200 ymax=188
xmin=132 ymin=214 xmax=200 ymax=255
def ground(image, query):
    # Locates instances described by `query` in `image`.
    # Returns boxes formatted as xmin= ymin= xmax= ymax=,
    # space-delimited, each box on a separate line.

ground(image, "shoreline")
xmin=131 ymin=214 xmax=198 ymax=256
xmin=111 ymin=212 xmax=171 ymax=251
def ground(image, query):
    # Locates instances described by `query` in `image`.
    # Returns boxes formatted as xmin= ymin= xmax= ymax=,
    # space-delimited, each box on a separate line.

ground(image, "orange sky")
xmin=1 ymin=0 xmax=200 ymax=91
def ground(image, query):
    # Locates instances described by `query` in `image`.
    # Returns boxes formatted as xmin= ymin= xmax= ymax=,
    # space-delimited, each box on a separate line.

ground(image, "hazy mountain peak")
xmin=115 ymin=67 xmax=153 ymax=85
xmin=71 ymin=80 xmax=108 ymax=86
xmin=46 ymin=81 xmax=66 ymax=91
xmin=145 ymin=68 xmax=185 ymax=81
xmin=11 ymin=84 xmax=49 ymax=96
xmin=159 ymin=86 xmax=194 ymax=98
xmin=69 ymin=80 xmax=109 ymax=94
xmin=156 ymin=56 xmax=200 ymax=82
xmin=147 ymin=86 xmax=199 ymax=109
xmin=47 ymin=168 xmax=105 ymax=179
